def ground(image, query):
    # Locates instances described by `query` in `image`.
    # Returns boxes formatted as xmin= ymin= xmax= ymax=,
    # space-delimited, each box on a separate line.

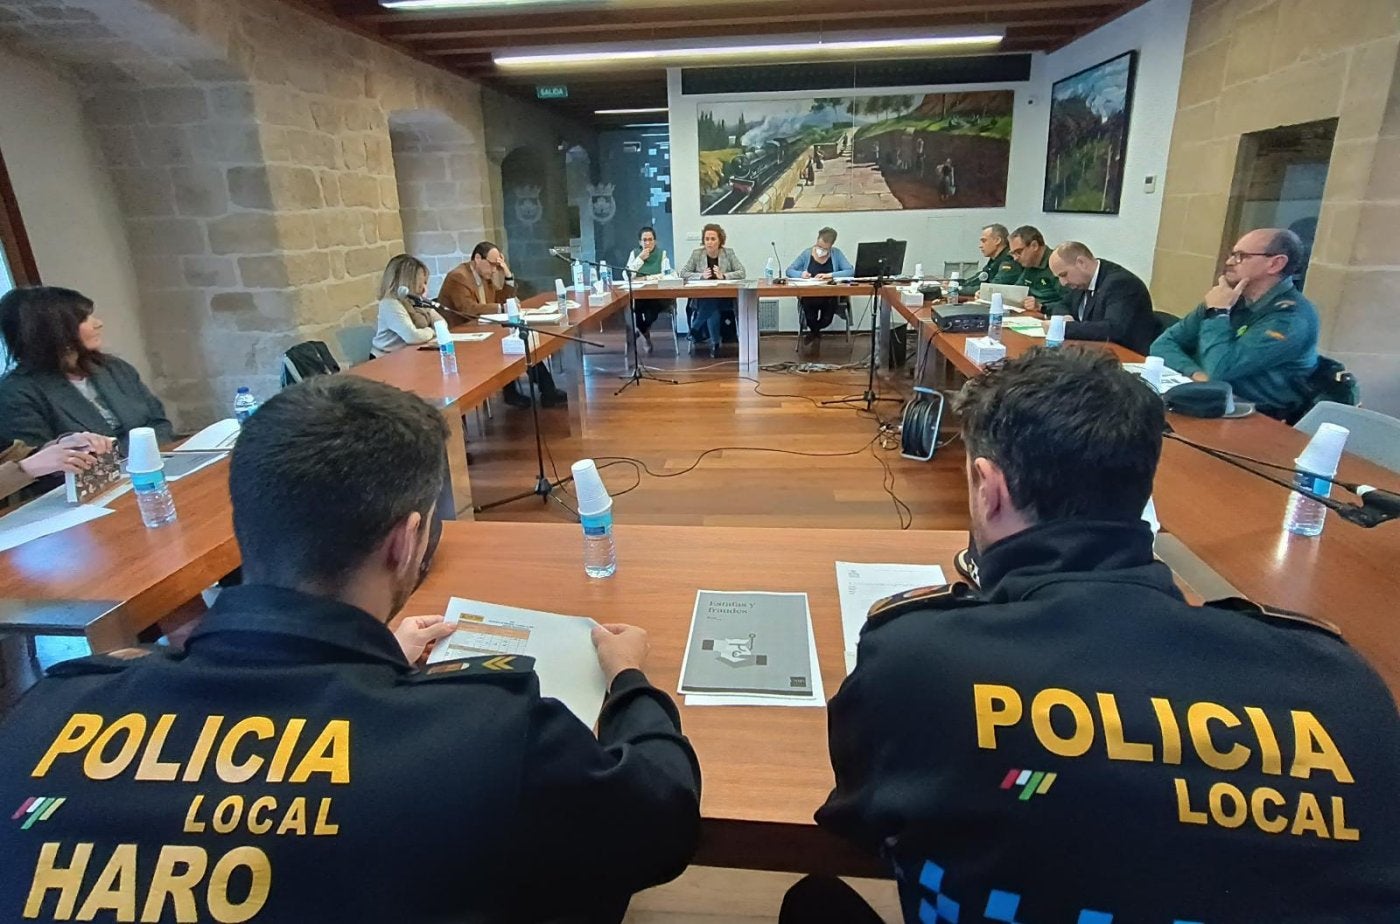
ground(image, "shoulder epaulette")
xmin=45 ymin=646 xmax=165 ymax=678
xmin=1276 ymin=299 xmax=1296 ymax=308
xmin=1206 ymin=597 xmax=1343 ymax=640
xmin=404 ymin=654 xmax=537 ymax=684
xmin=865 ymin=582 xmax=983 ymax=632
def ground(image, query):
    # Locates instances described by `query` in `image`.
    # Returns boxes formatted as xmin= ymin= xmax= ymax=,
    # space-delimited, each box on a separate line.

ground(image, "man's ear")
xmin=970 ymin=457 xmax=1011 ymax=522
xmin=385 ymin=511 xmax=424 ymax=579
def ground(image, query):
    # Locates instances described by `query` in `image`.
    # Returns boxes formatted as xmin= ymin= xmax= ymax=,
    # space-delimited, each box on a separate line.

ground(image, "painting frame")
xmin=1043 ymin=49 xmax=1138 ymax=215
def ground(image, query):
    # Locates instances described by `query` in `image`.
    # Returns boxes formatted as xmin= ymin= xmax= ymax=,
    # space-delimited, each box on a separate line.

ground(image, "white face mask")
xmin=814 ymin=247 xmax=829 ymax=259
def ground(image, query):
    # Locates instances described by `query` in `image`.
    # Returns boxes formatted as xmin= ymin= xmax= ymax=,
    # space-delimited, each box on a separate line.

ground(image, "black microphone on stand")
xmin=770 ymin=241 xmax=787 ymax=284
xmin=399 ymin=286 xmax=475 ymax=324
xmin=1163 ymin=428 xmax=1399 ymax=528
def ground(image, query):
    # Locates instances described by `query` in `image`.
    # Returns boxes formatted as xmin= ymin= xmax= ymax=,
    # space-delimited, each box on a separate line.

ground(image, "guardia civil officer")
xmin=785 ymin=348 xmax=1400 ymax=923
xmin=0 ymin=376 xmax=701 ymax=923
xmin=956 ymin=224 xmax=1021 ymax=298
xmin=1152 ymin=227 xmax=1320 ymax=420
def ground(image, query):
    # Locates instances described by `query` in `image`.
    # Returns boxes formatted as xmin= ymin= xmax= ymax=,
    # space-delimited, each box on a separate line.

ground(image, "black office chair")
xmin=794 ymin=295 xmax=855 ymax=351
xmin=1153 ymin=310 xmax=1179 ymax=338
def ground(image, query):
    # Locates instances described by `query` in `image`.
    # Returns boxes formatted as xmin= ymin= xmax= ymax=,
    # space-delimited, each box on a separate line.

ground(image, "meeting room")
xmin=0 ymin=0 xmax=1398 ymax=920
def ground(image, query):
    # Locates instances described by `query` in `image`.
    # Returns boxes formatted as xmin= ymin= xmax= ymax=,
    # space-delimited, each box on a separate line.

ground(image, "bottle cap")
xmin=433 ymin=319 xmax=451 ymax=342
xmin=236 ymin=386 xmax=251 ymax=394
xmin=571 ymin=458 xmax=612 ymax=516
xmin=1047 ymin=314 xmax=1067 ymax=340
xmin=1297 ymin=422 xmax=1349 ymax=477
xmin=126 ymin=427 xmax=164 ymax=474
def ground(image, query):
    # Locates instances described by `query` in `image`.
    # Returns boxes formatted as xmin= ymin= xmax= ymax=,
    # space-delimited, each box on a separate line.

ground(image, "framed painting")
xmin=1044 ymin=50 xmax=1138 ymax=214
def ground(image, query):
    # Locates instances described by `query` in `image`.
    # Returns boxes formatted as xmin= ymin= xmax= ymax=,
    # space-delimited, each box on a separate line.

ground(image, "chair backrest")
xmin=1153 ymin=310 xmax=1178 ymax=338
xmin=1294 ymin=401 xmax=1400 ymax=474
xmin=280 ymin=341 xmax=341 ymax=388
xmin=335 ymin=324 xmax=376 ymax=366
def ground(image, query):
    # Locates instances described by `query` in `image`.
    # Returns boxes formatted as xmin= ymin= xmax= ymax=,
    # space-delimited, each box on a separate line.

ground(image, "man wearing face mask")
xmin=0 ymin=376 xmax=702 ymax=924
xmin=792 ymin=348 xmax=1400 ymax=924
xmin=786 ymin=227 xmax=854 ymax=348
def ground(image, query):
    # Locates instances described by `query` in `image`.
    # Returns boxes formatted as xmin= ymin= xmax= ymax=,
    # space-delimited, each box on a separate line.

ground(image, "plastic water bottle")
xmin=571 ymin=458 xmax=616 ymax=578
xmin=233 ymin=387 xmax=258 ymax=424
xmin=1284 ymin=423 xmax=1349 ymax=537
xmin=600 ymin=260 xmax=612 ymax=288
xmin=571 ymin=259 xmax=585 ymax=291
xmin=661 ymin=251 xmax=673 ymax=276
xmin=433 ymin=320 xmax=457 ymax=376
xmin=987 ymin=292 xmax=1004 ymax=343
xmin=764 ymin=256 xmax=777 ymax=282
xmin=1045 ymin=314 xmax=1066 ymax=349
xmin=126 ymin=427 xmax=177 ymax=529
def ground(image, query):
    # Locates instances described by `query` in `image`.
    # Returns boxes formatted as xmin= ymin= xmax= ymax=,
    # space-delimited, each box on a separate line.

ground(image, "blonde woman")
xmin=371 ymin=255 xmax=438 ymax=357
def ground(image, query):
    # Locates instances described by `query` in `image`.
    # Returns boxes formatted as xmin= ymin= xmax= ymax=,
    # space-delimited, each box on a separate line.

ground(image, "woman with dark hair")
xmin=625 ymin=225 xmax=674 ymax=353
xmin=0 ymin=286 xmax=173 ymax=456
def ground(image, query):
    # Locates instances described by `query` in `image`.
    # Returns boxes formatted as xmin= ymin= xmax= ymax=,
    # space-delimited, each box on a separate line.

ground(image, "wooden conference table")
xmin=407 ymin=520 xmax=959 ymax=876
xmin=0 ymin=287 xmax=631 ymax=650
xmin=887 ymin=291 xmax=1400 ymax=689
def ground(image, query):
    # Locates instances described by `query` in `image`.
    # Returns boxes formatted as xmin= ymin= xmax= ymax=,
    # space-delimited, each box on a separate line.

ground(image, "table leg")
xmin=558 ymin=339 xmax=586 ymax=437
xmin=737 ymin=287 xmax=759 ymax=375
xmin=442 ymin=411 xmax=475 ymax=520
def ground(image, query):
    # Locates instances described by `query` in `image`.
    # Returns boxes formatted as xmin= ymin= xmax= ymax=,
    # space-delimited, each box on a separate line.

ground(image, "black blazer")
xmin=1057 ymin=259 xmax=1158 ymax=354
xmin=0 ymin=356 xmax=174 ymax=453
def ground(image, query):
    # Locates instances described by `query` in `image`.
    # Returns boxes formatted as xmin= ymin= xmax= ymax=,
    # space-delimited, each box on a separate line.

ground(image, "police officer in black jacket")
xmin=1046 ymin=241 xmax=1159 ymax=353
xmin=0 ymin=376 xmax=701 ymax=923
xmin=789 ymin=348 xmax=1400 ymax=924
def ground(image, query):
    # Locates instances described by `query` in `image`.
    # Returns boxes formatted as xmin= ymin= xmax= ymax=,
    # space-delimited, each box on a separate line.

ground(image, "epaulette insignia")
xmin=406 ymin=654 xmax=537 ymax=684
xmin=1266 ymin=329 xmax=1287 ymax=341
xmin=865 ymin=582 xmax=982 ymax=632
xmin=45 ymin=646 xmax=160 ymax=677
xmin=1206 ymin=597 xmax=1343 ymax=640
xmin=1277 ymin=300 xmax=1296 ymax=308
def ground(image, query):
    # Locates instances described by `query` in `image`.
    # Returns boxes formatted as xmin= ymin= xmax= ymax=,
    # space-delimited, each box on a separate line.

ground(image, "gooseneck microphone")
xmin=771 ymin=241 xmax=786 ymax=283
xmin=1163 ymin=428 xmax=1399 ymax=528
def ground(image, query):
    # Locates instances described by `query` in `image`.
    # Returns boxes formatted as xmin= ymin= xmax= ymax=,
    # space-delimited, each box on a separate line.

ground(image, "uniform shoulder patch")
xmin=1265 ymin=329 xmax=1288 ymax=340
xmin=44 ymin=646 xmax=166 ymax=678
xmin=1276 ymin=300 xmax=1296 ymax=308
xmin=405 ymin=654 xmax=537 ymax=685
xmin=865 ymin=582 xmax=983 ymax=632
xmin=1206 ymin=597 xmax=1343 ymax=640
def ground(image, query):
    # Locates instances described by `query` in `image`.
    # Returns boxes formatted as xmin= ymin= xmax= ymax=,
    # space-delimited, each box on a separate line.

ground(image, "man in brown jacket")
xmin=439 ymin=241 xmax=567 ymax=408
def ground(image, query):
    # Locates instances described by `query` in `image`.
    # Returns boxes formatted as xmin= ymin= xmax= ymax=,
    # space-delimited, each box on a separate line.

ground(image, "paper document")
xmin=1122 ymin=362 xmax=1191 ymax=394
xmin=786 ymin=278 xmax=831 ymax=287
xmin=444 ymin=332 xmax=493 ymax=343
xmin=0 ymin=488 xmax=114 ymax=552
xmin=177 ymin=418 xmax=241 ymax=452
xmin=161 ymin=451 xmax=228 ymax=481
xmin=1004 ymin=317 xmax=1046 ymax=337
xmin=478 ymin=311 xmax=565 ymax=325
xmin=679 ymin=591 xmax=823 ymax=706
xmin=835 ymin=562 xmax=946 ymax=674
xmin=684 ymin=279 xmax=726 ymax=288
xmin=428 ymin=597 xmax=607 ymax=727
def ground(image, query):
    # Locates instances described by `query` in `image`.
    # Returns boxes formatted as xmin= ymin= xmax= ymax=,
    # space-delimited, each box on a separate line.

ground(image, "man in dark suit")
xmin=1047 ymin=242 xmax=1159 ymax=353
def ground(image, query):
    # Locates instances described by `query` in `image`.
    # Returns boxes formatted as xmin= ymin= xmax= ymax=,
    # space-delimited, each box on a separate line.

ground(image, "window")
xmin=0 ymin=145 xmax=39 ymax=295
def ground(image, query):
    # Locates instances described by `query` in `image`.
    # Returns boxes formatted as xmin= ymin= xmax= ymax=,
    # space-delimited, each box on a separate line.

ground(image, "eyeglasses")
xmin=1226 ymin=250 xmax=1279 ymax=263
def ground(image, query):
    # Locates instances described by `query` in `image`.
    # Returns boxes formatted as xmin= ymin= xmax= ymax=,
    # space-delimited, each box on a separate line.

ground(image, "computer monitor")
xmin=853 ymin=239 xmax=907 ymax=278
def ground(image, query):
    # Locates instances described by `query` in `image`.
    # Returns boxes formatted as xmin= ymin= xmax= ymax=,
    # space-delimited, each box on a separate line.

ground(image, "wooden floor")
xmin=467 ymin=312 xmax=971 ymax=532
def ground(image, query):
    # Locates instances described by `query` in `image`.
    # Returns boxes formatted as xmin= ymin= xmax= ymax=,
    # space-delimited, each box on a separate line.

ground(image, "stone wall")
xmin=1151 ymin=0 xmax=1400 ymax=413
xmin=0 ymin=0 xmax=495 ymax=426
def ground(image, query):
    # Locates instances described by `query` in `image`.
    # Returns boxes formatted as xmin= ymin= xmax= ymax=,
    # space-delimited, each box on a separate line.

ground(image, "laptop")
xmin=853 ymin=239 xmax=908 ymax=278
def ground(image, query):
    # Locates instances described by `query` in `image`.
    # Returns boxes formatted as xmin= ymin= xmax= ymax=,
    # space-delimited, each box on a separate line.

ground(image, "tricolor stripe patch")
xmin=12 ymin=797 xmax=65 ymax=829
xmin=999 ymin=769 xmax=1056 ymax=800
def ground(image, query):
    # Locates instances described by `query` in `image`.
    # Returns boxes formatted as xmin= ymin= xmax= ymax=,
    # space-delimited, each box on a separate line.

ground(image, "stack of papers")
xmin=1122 ymin=362 xmax=1191 ymax=394
xmin=835 ymin=562 xmax=947 ymax=674
xmin=443 ymin=331 xmax=494 ymax=343
xmin=786 ymin=278 xmax=831 ymax=287
xmin=427 ymin=597 xmax=607 ymax=727
xmin=684 ymin=279 xmax=726 ymax=288
xmin=478 ymin=310 xmax=565 ymax=325
xmin=0 ymin=489 xmax=113 ymax=552
xmin=679 ymin=591 xmax=824 ymax=707
xmin=1004 ymin=317 xmax=1046 ymax=337
xmin=178 ymin=418 xmax=240 ymax=452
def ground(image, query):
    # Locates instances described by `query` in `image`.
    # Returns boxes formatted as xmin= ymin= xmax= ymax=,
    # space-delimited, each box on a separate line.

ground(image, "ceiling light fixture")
xmin=595 ymin=107 xmax=668 ymax=115
xmin=496 ymin=32 xmax=1003 ymax=68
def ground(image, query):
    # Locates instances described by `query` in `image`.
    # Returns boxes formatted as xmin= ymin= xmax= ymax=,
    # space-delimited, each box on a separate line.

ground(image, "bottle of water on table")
xmin=433 ymin=320 xmax=458 ymax=376
xmin=987 ymin=292 xmax=1004 ymax=343
xmin=1284 ymin=422 xmax=1349 ymax=537
xmin=233 ymin=386 xmax=258 ymax=424
xmin=571 ymin=458 xmax=616 ymax=578
xmin=126 ymin=426 xmax=177 ymax=529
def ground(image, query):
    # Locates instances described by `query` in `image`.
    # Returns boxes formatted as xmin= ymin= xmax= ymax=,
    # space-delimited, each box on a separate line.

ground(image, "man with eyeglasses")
xmin=1008 ymin=225 xmax=1065 ymax=314
xmin=1151 ymin=228 xmax=1319 ymax=420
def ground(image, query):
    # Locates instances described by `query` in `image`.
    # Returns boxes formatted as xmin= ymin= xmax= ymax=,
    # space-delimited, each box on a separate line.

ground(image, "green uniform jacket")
xmin=1016 ymin=251 xmax=1065 ymax=310
xmin=958 ymin=247 xmax=1021 ymax=296
xmin=1150 ymin=279 xmax=1319 ymax=417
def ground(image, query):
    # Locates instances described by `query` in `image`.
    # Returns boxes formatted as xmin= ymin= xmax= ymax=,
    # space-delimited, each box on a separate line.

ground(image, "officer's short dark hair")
xmin=1265 ymin=228 xmax=1304 ymax=276
xmin=230 ymin=376 xmax=448 ymax=585
xmin=981 ymin=224 xmax=1009 ymax=244
xmin=1010 ymin=225 xmax=1044 ymax=247
xmin=954 ymin=347 xmax=1163 ymax=523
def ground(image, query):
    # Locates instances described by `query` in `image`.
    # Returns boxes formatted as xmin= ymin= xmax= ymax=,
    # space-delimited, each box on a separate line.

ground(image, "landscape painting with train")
xmin=697 ymin=91 xmax=1013 ymax=215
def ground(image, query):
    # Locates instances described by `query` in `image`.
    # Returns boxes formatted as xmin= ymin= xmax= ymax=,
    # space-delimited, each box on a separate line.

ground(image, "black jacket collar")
xmin=187 ymin=584 xmax=411 ymax=670
xmin=976 ymin=519 xmax=1183 ymax=605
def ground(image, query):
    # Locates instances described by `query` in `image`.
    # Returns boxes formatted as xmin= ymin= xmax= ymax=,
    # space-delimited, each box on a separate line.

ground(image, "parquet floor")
xmin=467 ymin=313 xmax=971 ymax=533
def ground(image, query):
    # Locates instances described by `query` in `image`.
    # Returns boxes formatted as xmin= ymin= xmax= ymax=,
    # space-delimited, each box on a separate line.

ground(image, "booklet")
xmin=427 ymin=597 xmax=607 ymax=728
xmin=679 ymin=591 xmax=818 ymax=699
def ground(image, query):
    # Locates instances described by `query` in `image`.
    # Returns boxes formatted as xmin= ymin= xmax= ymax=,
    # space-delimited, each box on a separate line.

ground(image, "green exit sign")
xmin=536 ymin=85 xmax=569 ymax=100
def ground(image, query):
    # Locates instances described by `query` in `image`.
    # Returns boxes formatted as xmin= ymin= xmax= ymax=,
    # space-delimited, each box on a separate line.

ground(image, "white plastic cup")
xmin=554 ymin=278 xmax=567 ymax=305
xmin=1298 ymin=422 xmax=1349 ymax=478
xmin=571 ymin=458 xmax=611 ymax=516
xmin=949 ymin=270 xmax=961 ymax=282
xmin=593 ymin=279 xmax=606 ymax=296
xmin=432 ymin=319 xmax=451 ymax=343
xmin=1046 ymin=314 xmax=1067 ymax=345
xmin=914 ymin=263 xmax=924 ymax=278
xmin=1142 ymin=355 xmax=1165 ymax=389
xmin=125 ymin=427 xmax=163 ymax=474
xmin=505 ymin=297 xmax=521 ymax=321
